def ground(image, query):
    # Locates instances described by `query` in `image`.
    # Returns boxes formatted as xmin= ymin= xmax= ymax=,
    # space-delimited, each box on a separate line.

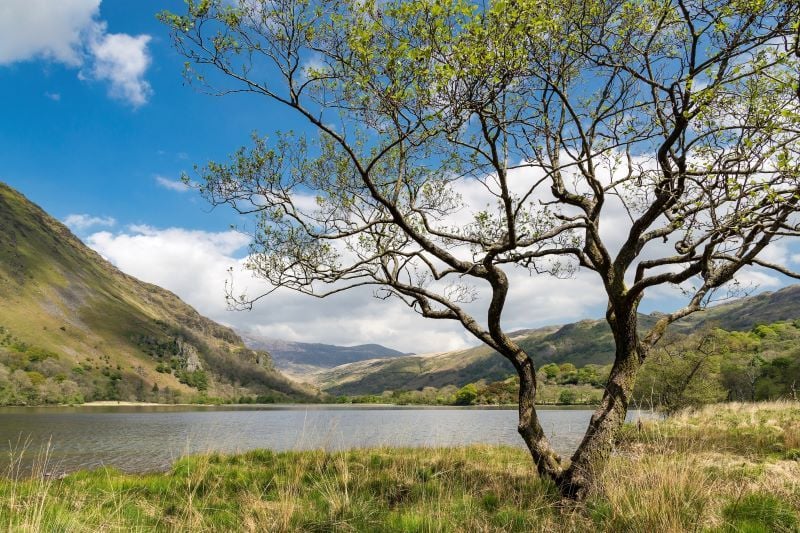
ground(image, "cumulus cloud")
xmin=87 ymin=225 xmax=251 ymax=318
xmin=155 ymin=176 xmax=191 ymax=192
xmin=729 ymin=270 xmax=783 ymax=291
xmin=81 ymin=223 xmax=611 ymax=353
xmin=76 ymin=154 xmax=800 ymax=352
xmin=0 ymin=0 xmax=99 ymax=66
xmin=64 ymin=213 xmax=116 ymax=231
xmin=86 ymin=27 xmax=152 ymax=106
xmin=0 ymin=0 xmax=153 ymax=107
xmin=81 ymin=215 xmax=798 ymax=353
xmin=83 ymin=225 xmax=477 ymax=353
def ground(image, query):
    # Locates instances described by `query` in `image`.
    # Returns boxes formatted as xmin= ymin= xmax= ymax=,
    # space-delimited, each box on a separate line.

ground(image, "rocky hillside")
xmin=0 ymin=182 xmax=317 ymax=405
xmin=317 ymin=285 xmax=800 ymax=395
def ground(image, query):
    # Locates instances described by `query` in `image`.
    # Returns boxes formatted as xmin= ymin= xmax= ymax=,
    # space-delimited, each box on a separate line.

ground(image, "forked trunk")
xmin=514 ymin=307 xmax=642 ymax=500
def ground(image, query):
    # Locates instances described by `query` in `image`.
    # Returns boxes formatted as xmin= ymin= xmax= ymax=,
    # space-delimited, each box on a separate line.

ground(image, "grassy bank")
xmin=1 ymin=402 xmax=798 ymax=531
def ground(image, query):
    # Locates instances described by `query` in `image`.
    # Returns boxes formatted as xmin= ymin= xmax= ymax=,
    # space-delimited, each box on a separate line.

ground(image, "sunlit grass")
xmin=1 ymin=402 xmax=798 ymax=531
xmin=621 ymin=400 xmax=800 ymax=460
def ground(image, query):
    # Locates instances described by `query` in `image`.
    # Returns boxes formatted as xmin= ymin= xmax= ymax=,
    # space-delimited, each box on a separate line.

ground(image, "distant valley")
xmin=275 ymin=285 xmax=800 ymax=396
xmin=239 ymin=334 xmax=410 ymax=380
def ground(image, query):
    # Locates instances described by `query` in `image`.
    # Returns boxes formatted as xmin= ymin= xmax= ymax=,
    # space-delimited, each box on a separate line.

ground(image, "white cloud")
xmin=300 ymin=54 xmax=329 ymax=80
xmin=728 ymin=269 xmax=783 ymax=291
xmin=74 ymin=150 xmax=800 ymax=353
xmin=44 ymin=92 xmax=62 ymax=101
xmin=155 ymin=176 xmax=190 ymax=192
xmin=0 ymin=0 xmax=153 ymax=107
xmin=80 ymin=217 xmax=799 ymax=353
xmin=0 ymin=0 xmax=99 ymax=66
xmin=87 ymin=226 xmax=251 ymax=317
xmin=80 ymin=222 xmax=611 ymax=353
xmin=84 ymin=226 xmax=460 ymax=353
xmin=86 ymin=27 xmax=152 ymax=107
xmin=64 ymin=213 xmax=116 ymax=231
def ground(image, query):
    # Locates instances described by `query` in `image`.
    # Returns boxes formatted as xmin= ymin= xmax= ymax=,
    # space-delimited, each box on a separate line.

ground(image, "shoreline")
xmin=1 ymin=401 xmax=600 ymax=409
xmin=81 ymin=401 xmax=168 ymax=406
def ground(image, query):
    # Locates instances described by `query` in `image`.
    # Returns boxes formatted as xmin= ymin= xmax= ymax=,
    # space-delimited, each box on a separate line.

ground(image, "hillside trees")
xmin=454 ymin=383 xmax=478 ymax=405
xmin=162 ymin=0 xmax=800 ymax=498
xmin=633 ymin=329 xmax=728 ymax=412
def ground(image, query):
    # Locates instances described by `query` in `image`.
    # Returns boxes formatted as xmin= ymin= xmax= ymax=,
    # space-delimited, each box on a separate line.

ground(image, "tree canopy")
xmin=162 ymin=0 xmax=800 ymax=497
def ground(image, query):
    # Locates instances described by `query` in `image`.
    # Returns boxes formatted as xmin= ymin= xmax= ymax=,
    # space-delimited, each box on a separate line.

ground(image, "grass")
xmin=620 ymin=400 xmax=800 ymax=460
xmin=0 ymin=402 xmax=798 ymax=532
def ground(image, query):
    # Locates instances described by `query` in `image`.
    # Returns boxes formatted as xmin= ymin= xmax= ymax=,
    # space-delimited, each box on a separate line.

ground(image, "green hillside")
xmin=334 ymin=318 xmax=800 ymax=411
xmin=318 ymin=286 xmax=800 ymax=395
xmin=0 ymin=182 xmax=317 ymax=405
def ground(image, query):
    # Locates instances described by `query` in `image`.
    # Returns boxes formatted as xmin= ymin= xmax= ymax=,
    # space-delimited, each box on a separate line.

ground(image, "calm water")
xmin=0 ymin=405 xmax=650 ymax=475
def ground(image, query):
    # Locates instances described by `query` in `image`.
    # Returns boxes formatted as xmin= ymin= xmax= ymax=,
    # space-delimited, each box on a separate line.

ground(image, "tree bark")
xmin=512 ymin=305 xmax=643 ymax=499
xmin=515 ymin=356 xmax=567 ymax=483
xmin=558 ymin=307 xmax=642 ymax=499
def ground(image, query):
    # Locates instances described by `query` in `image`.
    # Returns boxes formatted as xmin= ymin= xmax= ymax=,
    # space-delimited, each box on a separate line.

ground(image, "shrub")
xmin=558 ymin=390 xmax=577 ymax=405
xmin=454 ymin=384 xmax=478 ymax=405
xmin=177 ymin=370 xmax=208 ymax=391
xmin=541 ymin=363 xmax=560 ymax=379
xmin=753 ymin=324 xmax=777 ymax=339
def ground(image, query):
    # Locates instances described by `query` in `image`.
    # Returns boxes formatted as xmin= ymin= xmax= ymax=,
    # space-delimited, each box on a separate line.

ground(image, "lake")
xmin=0 ymin=405 xmax=650 ymax=475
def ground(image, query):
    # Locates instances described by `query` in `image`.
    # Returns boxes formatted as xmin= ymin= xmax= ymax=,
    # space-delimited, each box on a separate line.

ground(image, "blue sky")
xmin=0 ymin=0 xmax=479 ymax=352
xmin=0 ymin=0 xmax=298 ymax=232
xmin=1 ymin=1 xmax=798 ymax=353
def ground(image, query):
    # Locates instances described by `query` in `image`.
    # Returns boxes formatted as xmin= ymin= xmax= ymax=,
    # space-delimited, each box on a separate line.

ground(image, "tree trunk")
xmin=515 ymin=356 xmax=567 ymax=483
xmin=558 ymin=308 xmax=642 ymax=499
xmin=511 ymin=305 xmax=643 ymax=500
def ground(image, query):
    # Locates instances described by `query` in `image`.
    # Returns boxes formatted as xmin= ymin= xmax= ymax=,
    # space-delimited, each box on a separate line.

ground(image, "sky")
xmin=1 ymin=1 xmax=798 ymax=354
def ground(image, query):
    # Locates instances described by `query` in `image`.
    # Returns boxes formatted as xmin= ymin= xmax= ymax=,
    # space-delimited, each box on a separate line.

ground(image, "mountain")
xmin=240 ymin=335 xmax=409 ymax=379
xmin=0 ymin=182 xmax=317 ymax=405
xmin=316 ymin=285 xmax=800 ymax=395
